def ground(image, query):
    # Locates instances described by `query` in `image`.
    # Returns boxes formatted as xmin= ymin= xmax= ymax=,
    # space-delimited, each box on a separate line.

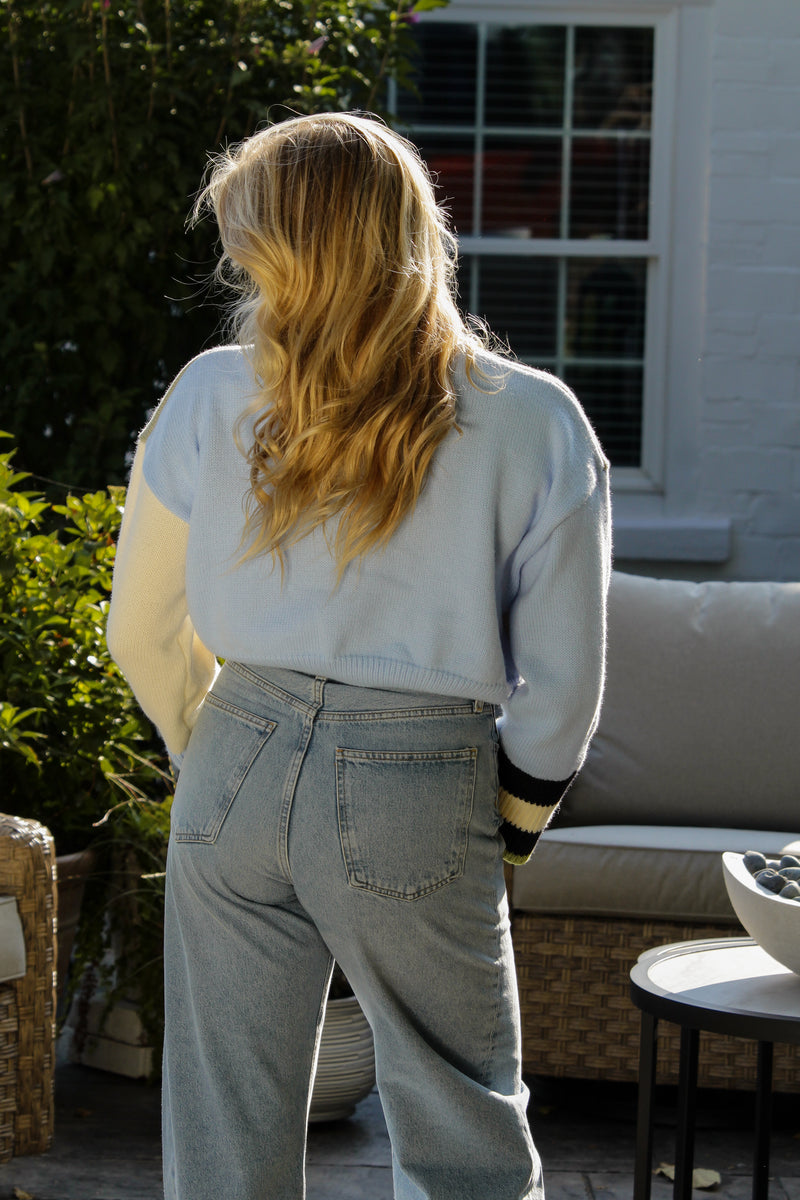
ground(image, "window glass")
xmin=572 ymin=27 xmax=653 ymax=131
xmin=564 ymin=365 xmax=643 ymax=467
xmin=456 ymin=255 xmax=473 ymax=316
xmin=566 ymin=259 xmax=647 ymax=359
xmin=416 ymin=136 xmax=476 ymax=233
xmin=471 ymin=256 xmax=559 ymax=361
xmin=569 ymin=136 xmax=650 ymax=240
xmin=485 ymin=26 xmax=566 ymax=128
xmin=396 ymin=24 xmax=477 ymax=124
xmin=481 ymin=137 xmax=562 ymax=237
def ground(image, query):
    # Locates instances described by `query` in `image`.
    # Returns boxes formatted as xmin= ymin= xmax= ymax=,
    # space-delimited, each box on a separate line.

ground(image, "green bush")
xmin=0 ymin=432 xmax=169 ymax=851
xmin=0 ymin=431 xmax=171 ymax=1054
xmin=0 ymin=0 xmax=445 ymax=492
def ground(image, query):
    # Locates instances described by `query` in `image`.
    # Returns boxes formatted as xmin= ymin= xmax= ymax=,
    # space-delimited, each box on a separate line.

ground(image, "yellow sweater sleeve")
xmin=106 ymin=441 xmax=219 ymax=759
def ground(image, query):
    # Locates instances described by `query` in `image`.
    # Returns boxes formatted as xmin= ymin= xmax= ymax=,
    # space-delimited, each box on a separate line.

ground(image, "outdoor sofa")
xmin=508 ymin=571 xmax=800 ymax=1090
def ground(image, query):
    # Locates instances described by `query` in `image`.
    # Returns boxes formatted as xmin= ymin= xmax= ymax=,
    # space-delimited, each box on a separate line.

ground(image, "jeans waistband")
xmin=228 ymin=663 xmax=488 ymax=717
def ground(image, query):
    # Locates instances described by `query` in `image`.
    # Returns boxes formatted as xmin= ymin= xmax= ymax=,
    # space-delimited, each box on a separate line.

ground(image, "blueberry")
xmin=780 ymin=855 xmax=800 ymax=870
xmin=743 ymin=851 xmax=768 ymax=875
xmin=779 ymin=867 xmax=800 ymax=881
xmin=779 ymin=882 xmax=800 ymax=900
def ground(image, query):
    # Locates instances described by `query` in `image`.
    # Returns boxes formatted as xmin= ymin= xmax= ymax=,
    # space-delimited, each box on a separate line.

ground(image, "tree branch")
xmin=7 ymin=2 xmax=34 ymax=179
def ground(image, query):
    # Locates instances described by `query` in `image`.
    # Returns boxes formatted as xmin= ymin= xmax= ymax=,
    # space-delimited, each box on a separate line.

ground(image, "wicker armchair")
xmin=0 ymin=814 xmax=57 ymax=1160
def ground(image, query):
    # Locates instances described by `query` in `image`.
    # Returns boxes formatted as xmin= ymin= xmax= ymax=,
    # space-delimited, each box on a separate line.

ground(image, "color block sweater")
xmin=107 ymin=345 xmax=611 ymax=864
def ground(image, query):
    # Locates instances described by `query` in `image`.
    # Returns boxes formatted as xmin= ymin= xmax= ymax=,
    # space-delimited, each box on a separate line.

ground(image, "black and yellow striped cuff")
xmin=497 ymin=746 xmax=575 ymax=866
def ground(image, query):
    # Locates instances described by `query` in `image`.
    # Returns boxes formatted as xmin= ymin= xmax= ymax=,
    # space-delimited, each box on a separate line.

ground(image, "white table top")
xmin=631 ymin=937 xmax=800 ymax=1031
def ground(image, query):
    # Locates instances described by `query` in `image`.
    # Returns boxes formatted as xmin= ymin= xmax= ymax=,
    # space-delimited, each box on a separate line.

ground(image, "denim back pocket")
xmin=171 ymin=695 xmax=276 ymax=844
xmin=336 ymin=746 xmax=477 ymax=900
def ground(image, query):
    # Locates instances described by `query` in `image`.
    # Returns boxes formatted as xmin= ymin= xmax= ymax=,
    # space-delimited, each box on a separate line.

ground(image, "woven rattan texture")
xmin=0 ymin=984 xmax=17 ymax=1163
xmin=0 ymin=815 xmax=57 ymax=1158
xmin=513 ymin=913 xmax=800 ymax=1091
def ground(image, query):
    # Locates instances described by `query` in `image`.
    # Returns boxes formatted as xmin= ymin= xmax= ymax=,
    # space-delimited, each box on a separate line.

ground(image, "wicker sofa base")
xmin=513 ymin=912 xmax=800 ymax=1091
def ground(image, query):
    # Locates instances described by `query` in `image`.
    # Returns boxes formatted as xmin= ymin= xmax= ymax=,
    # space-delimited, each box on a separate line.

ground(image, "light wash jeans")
xmin=163 ymin=663 xmax=543 ymax=1200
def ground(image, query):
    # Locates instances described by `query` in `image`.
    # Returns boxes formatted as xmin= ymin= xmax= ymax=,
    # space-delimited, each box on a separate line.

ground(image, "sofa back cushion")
xmin=559 ymin=572 xmax=800 ymax=832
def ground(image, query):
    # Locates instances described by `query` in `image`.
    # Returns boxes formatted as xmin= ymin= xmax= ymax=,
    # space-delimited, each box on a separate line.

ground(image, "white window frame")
xmin=406 ymin=0 xmax=728 ymax=562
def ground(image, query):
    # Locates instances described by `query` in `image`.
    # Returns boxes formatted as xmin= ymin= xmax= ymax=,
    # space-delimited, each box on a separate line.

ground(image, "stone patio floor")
xmin=0 ymin=1063 xmax=799 ymax=1199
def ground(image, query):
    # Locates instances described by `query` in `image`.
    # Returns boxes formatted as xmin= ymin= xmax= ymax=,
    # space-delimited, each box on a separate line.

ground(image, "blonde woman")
xmin=108 ymin=112 xmax=611 ymax=1200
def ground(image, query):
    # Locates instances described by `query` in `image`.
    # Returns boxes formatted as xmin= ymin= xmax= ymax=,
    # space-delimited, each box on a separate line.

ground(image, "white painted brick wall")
xmin=698 ymin=0 xmax=800 ymax=580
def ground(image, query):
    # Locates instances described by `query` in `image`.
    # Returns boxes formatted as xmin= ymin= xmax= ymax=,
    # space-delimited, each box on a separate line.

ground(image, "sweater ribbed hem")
xmin=502 ymin=843 xmax=539 ymax=868
xmin=237 ymin=654 xmax=511 ymax=707
xmin=500 ymin=821 xmax=544 ymax=865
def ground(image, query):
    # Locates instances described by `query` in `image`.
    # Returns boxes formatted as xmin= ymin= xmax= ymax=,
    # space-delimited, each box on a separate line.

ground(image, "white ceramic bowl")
xmin=722 ymin=851 xmax=800 ymax=976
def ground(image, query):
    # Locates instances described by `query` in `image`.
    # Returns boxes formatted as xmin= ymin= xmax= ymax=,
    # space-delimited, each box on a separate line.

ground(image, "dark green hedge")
xmin=1 ymin=0 xmax=444 ymax=490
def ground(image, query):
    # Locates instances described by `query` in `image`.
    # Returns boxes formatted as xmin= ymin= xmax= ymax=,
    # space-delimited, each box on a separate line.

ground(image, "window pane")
xmin=396 ymin=24 xmax=477 ymax=124
xmin=566 ymin=258 xmax=646 ymax=359
xmin=569 ymin=136 xmax=650 ymax=239
xmin=456 ymin=256 xmax=473 ymax=316
xmin=473 ymin=256 xmax=559 ymax=360
xmin=485 ymin=26 xmax=566 ymax=128
xmin=416 ymin=136 xmax=475 ymax=235
xmin=564 ymin=365 xmax=643 ymax=467
xmin=482 ymin=137 xmax=562 ymax=237
xmin=573 ymin=27 xmax=653 ymax=131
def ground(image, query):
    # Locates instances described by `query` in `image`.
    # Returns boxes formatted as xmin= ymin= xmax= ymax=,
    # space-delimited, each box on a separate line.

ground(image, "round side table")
xmin=629 ymin=937 xmax=800 ymax=1200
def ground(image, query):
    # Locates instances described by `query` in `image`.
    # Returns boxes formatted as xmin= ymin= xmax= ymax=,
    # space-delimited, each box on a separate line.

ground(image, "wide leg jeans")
xmin=163 ymin=663 xmax=543 ymax=1200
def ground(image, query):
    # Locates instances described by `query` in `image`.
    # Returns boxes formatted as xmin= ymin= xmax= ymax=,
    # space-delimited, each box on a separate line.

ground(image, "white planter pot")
xmin=309 ymin=995 xmax=376 ymax=1123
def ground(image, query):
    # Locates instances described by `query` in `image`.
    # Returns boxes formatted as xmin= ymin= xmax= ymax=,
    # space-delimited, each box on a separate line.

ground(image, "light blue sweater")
xmin=109 ymin=344 xmax=611 ymax=862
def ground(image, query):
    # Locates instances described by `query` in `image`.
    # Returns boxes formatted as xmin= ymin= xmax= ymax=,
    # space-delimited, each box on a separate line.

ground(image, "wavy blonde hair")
xmin=193 ymin=111 xmax=488 ymax=578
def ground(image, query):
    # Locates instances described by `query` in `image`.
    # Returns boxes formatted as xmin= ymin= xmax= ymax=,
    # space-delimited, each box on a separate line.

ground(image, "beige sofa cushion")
xmin=0 ymin=895 xmax=26 ymax=983
xmin=559 ymin=572 xmax=800 ymax=831
xmin=512 ymin=826 xmax=799 ymax=921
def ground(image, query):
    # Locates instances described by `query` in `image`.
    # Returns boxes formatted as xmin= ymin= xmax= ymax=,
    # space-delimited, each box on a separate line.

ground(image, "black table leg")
xmin=634 ymin=1011 xmax=659 ymax=1200
xmin=753 ymin=1040 xmax=773 ymax=1200
xmin=674 ymin=1025 xmax=699 ymax=1200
